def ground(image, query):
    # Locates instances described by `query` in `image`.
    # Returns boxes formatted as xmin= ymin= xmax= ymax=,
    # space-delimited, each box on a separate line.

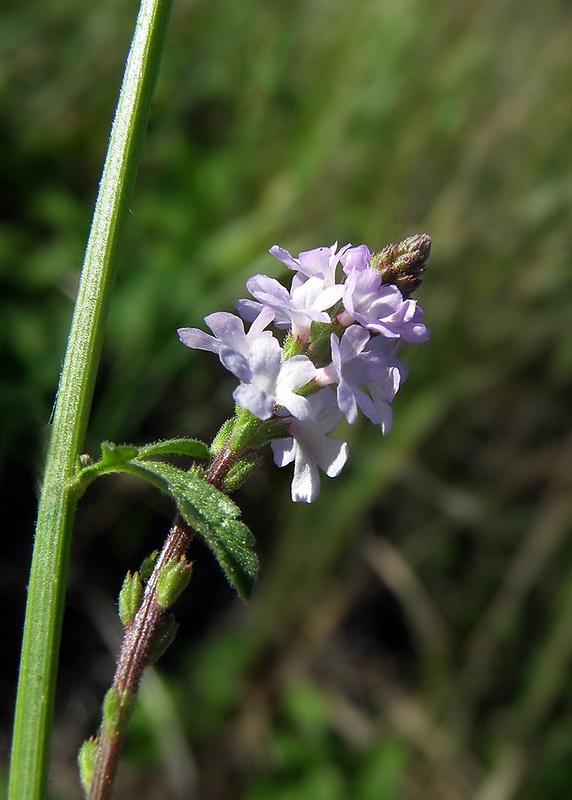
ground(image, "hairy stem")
xmin=204 ymin=442 xmax=238 ymax=489
xmin=8 ymin=0 xmax=173 ymax=797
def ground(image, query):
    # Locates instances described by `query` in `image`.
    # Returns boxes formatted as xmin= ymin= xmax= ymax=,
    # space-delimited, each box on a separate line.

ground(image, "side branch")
xmin=87 ymin=519 xmax=193 ymax=800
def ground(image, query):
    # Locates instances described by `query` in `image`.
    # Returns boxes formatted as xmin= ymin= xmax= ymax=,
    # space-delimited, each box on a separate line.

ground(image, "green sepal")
xmin=136 ymin=460 xmax=258 ymax=600
xmin=102 ymin=687 xmax=122 ymax=737
xmin=102 ymin=687 xmax=133 ymax=739
xmin=229 ymin=405 xmax=263 ymax=451
xmin=137 ymin=438 xmax=209 ymax=460
xmin=148 ymin=615 xmax=179 ymax=664
xmin=282 ymin=331 xmax=306 ymax=358
xmin=307 ymin=321 xmax=336 ymax=367
xmin=236 ymin=417 xmax=290 ymax=451
xmin=118 ymin=571 xmax=143 ymax=627
xmin=221 ymin=454 xmax=262 ymax=493
xmin=211 ymin=418 xmax=235 ymax=454
xmin=78 ymin=737 xmax=98 ymax=793
xmin=139 ymin=550 xmax=158 ymax=582
xmin=156 ymin=558 xmax=192 ymax=609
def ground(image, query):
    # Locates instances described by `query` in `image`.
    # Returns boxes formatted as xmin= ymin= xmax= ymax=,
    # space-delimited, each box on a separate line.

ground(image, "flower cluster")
xmin=178 ymin=236 xmax=430 ymax=503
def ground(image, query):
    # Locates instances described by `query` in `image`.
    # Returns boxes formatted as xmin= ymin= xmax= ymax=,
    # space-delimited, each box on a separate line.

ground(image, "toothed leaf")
xmin=137 ymin=460 xmax=258 ymax=600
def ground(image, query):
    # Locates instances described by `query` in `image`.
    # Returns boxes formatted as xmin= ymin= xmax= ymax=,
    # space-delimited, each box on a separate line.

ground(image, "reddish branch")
xmin=87 ymin=519 xmax=193 ymax=800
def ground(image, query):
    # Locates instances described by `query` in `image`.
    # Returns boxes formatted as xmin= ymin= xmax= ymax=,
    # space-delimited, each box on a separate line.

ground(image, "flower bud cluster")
xmin=178 ymin=238 xmax=430 ymax=503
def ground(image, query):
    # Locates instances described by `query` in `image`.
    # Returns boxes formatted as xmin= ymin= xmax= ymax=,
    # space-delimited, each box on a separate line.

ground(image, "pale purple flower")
xmin=340 ymin=266 xmax=429 ymax=343
xmin=314 ymin=326 xmax=407 ymax=431
xmin=365 ymin=372 xmax=395 ymax=435
xmin=269 ymin=242 xmax=350 ymax=287
xmin=236 ymin=273 xmax=343 ymax=343
xmin=363 ymin=338 xmax=409 ymax=434
xmin=232 ymin=335 xmax=316 ymax=421
xmin=340 ymin=244 xmax=371 ymax=275
xmin=315 ymin=326 xmax=384 ymax=424
xmin=271 ymin=388 xmax=349 ymax=503
xmin=177 ymin=308 xmax=274 ymax=377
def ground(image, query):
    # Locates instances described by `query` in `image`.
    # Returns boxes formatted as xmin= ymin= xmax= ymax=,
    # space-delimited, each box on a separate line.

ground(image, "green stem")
xmin=8 ymin=1 xmax=173 ymax=797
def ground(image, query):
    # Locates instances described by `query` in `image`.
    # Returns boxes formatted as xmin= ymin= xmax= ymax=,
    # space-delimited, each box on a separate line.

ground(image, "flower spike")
xmin=179 ymin=235 xmax=430 ymax=501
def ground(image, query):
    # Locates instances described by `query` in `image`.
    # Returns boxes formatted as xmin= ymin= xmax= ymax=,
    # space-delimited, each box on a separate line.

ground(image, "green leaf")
xmin=73 ymin=438 xmax=209 ymax=496
xmin=204 ymin=518 xmax=259 ymax=601
xmin=137 ymin=460 xmax=258 ymax=599
xmin=72 ymin=442 xmax=258 ymax=598
xmin=73 ymin=441 xmax=142 ymax=492
xmin=137 ymin=438 xmax=210 ymax=460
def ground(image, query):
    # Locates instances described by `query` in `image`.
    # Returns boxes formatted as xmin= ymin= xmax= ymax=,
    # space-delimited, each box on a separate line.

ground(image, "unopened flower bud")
xmin=102 ymin=687 xmax=122 ymax=736
xmin=78 ymin=737 xmax=98 ymax=793
xmin=139 ymin=550 xmax=158 ymax=582
xmin=156 ymin=558 xmax=192 ymax=609
xmin=222 ymin=454 xmax=262 ymax=492
xmin=118 ymin=571 xmax=143 ymax=627
xmin=369 ymin=233 xmax=431 ymax=296
xmin=148 ymin=615 xmax=179 ymax=664
xmin=211 ymin=418 xmax=235 ymax=454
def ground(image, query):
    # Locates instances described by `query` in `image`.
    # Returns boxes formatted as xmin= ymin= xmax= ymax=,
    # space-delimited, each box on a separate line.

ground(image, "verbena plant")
xmin=8 ymin=1 xmax=430 ymax=798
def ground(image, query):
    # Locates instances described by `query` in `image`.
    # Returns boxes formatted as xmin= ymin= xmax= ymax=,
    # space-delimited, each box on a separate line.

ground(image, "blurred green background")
xmin=2 ymin=0 xmax=572 ymax=797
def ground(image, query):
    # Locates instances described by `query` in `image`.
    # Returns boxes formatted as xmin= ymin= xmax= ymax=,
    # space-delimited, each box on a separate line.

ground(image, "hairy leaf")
xmin=137 ymin=438 xmax=209 ymax=460
xmin=138 ymin=460 xmax=258 ymax=599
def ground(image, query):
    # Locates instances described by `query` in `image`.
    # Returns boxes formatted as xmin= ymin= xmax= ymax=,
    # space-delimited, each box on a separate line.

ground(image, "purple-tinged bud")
xmin=369 ymin=233 xmax=431 ymax=296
